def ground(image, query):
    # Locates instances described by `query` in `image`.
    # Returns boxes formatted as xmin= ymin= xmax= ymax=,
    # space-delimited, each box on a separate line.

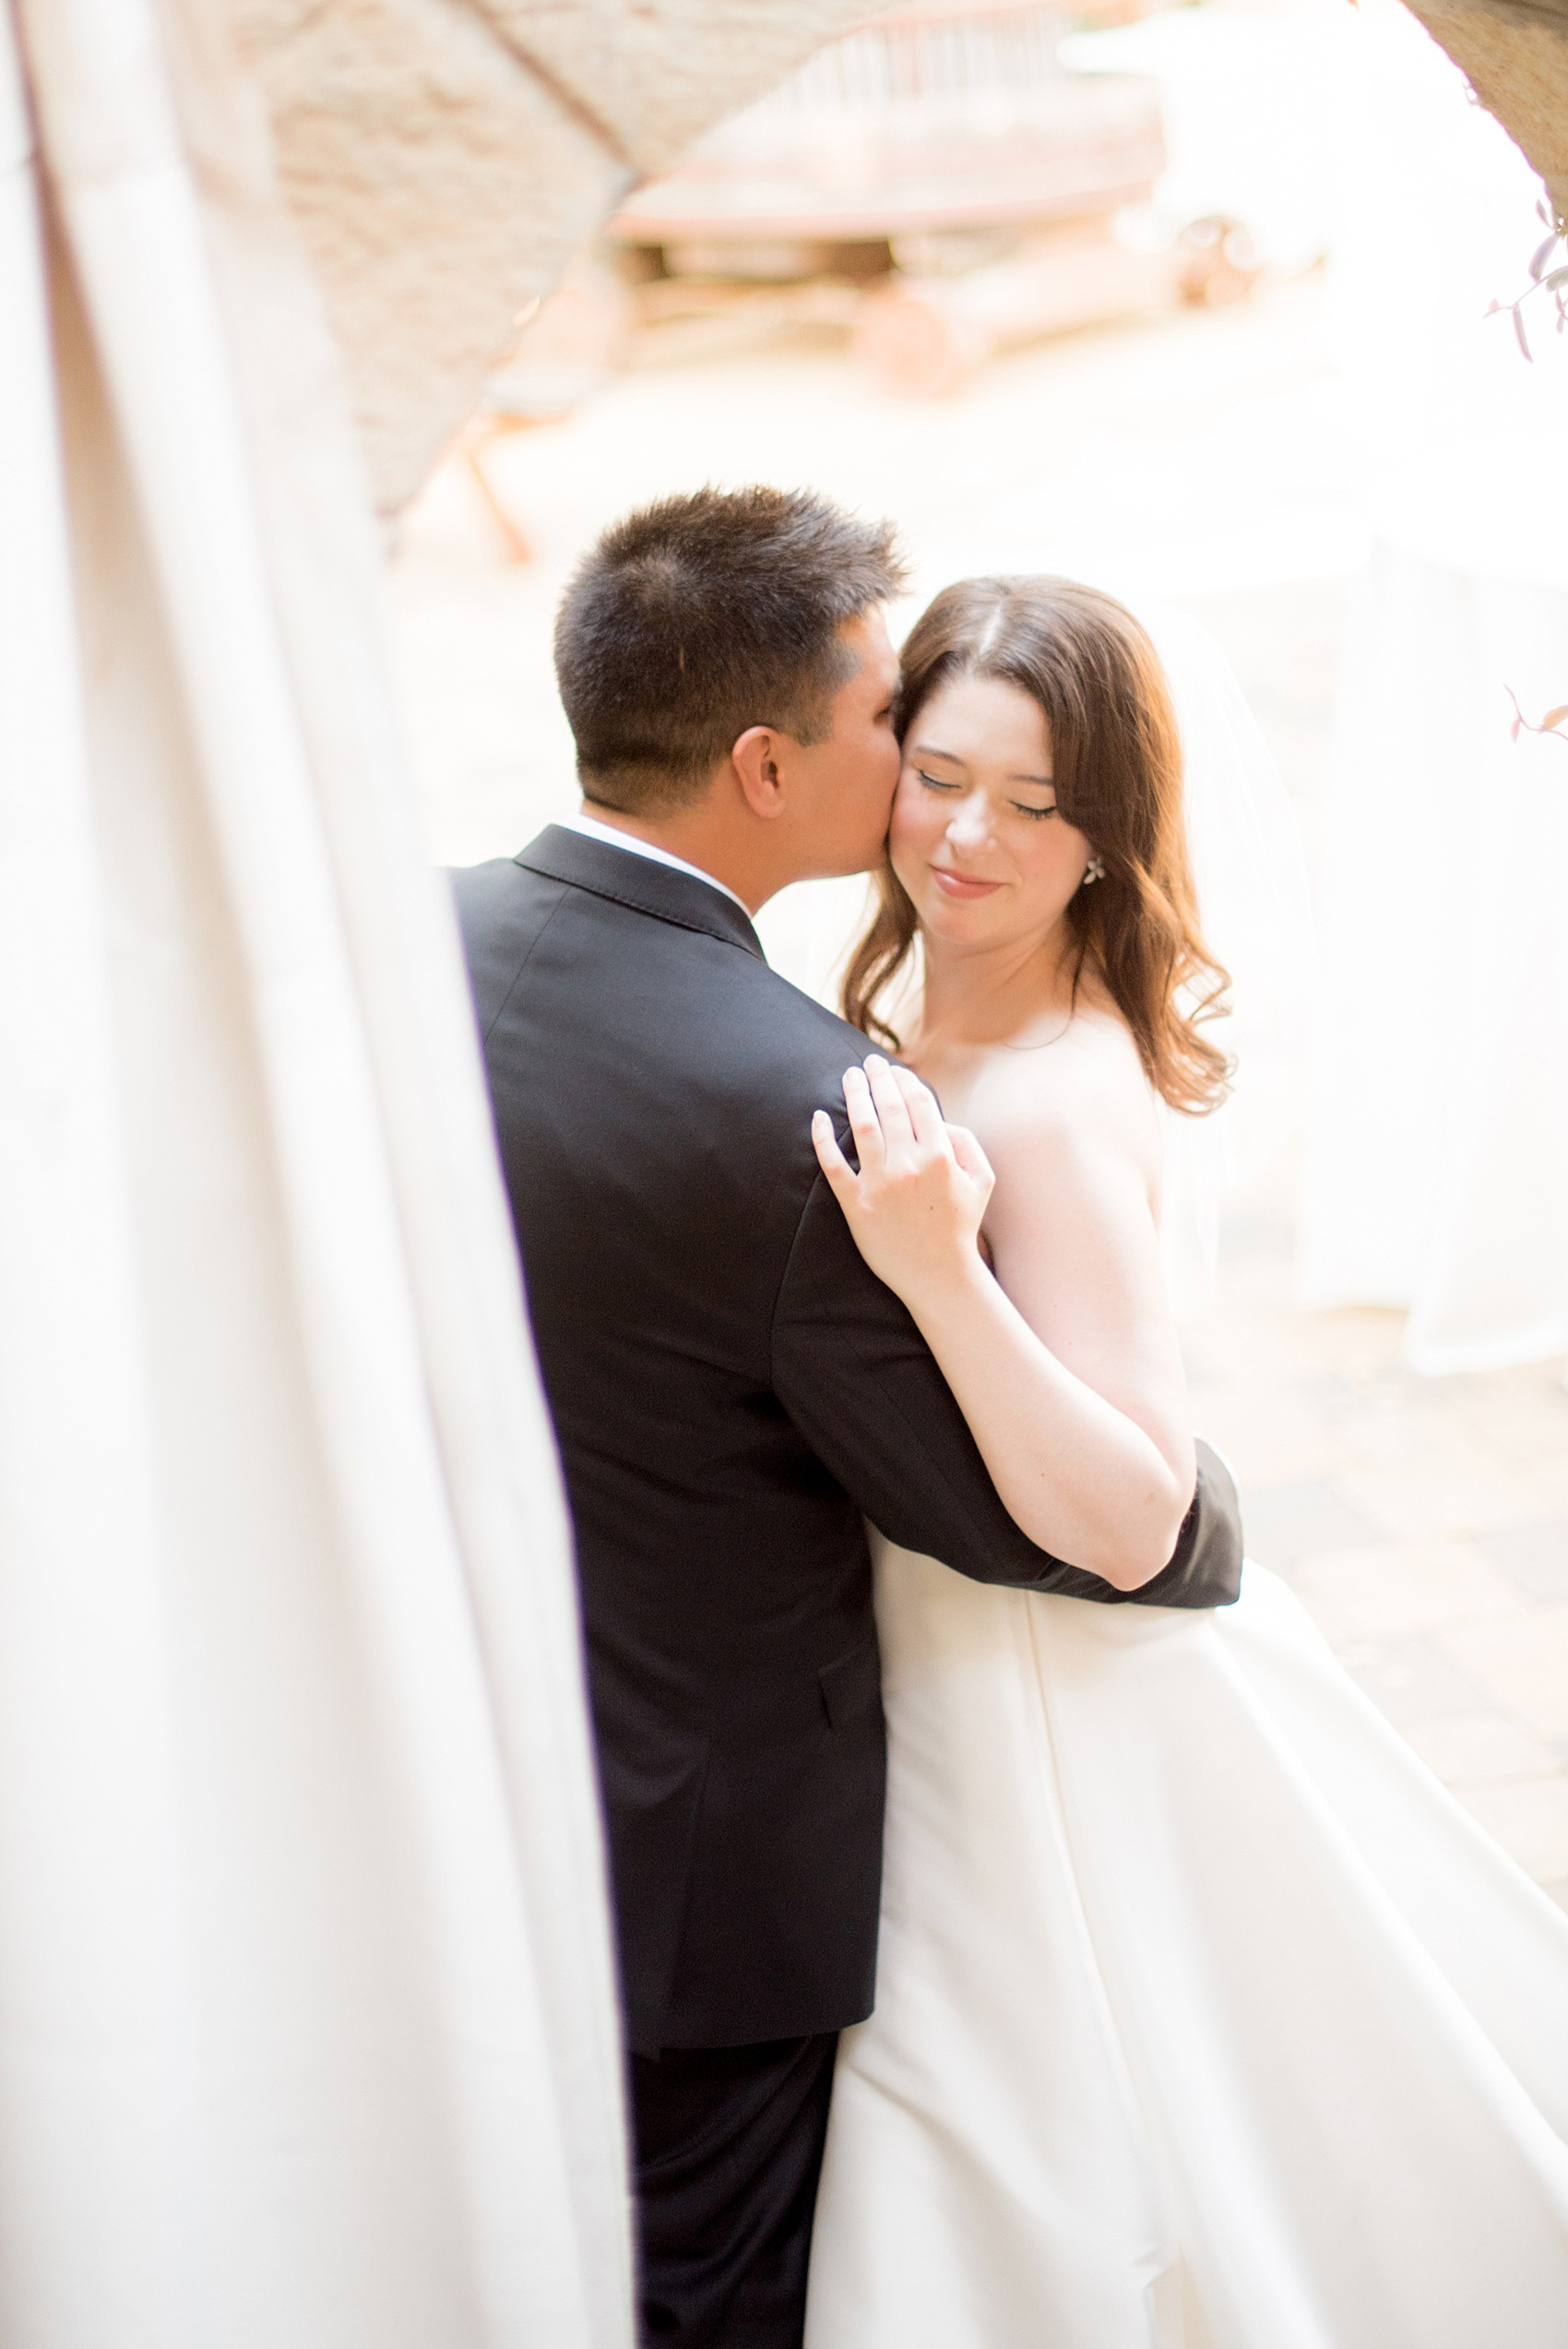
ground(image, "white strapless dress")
xmin=803 ymin=1544 xmax=1568 ymax=2349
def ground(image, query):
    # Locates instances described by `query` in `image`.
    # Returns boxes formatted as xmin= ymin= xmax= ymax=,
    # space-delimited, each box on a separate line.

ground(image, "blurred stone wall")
xmin=236 ymin=0 xmax=885 ymax=510
xmin=1404 ymin=0 xmax=1568 ymax=233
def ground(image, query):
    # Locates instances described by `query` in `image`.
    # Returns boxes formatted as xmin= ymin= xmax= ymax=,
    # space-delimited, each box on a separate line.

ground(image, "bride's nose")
xmin=946 ymin=790 xmax=992 ymax=851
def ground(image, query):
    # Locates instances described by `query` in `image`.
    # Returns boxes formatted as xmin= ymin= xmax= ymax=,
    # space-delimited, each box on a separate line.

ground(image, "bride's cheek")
xmin=886 ymin=821 xmax=920 ymax=894
xmin=888 ymin=786 xmax=930 ymax=875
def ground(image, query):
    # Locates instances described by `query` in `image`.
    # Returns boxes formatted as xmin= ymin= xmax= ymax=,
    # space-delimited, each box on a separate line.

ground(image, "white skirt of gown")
xmin=803 ymin=1546 xmax=1568 ymax=2349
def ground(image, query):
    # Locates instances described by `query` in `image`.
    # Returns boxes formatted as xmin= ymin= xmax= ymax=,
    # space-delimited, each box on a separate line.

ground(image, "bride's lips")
xmin=930 ymin=866 xmax=1004 ymax=901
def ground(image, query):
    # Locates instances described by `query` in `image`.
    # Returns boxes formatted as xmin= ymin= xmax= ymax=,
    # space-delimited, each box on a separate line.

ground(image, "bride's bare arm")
xmin=812 ymin=1055 xmax=1194 ymax=1591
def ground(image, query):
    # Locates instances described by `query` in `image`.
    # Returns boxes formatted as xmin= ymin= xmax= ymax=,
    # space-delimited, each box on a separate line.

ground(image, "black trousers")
xmin=631 ymin=2033 xmax=839 ymax=2349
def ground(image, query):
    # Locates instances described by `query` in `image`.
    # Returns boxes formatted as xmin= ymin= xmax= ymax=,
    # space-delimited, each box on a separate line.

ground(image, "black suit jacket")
xmin=455 ymin=826 xmax=1242 ymax=2054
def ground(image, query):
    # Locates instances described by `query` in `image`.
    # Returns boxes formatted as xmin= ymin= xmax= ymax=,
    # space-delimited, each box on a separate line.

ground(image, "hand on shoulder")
xmin=811 ymin=1057 xmax=996 ymax=1310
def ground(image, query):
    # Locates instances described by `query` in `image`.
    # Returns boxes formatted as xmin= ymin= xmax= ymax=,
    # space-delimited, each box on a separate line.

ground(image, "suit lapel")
xmin=517 ymin=826 xmax=768 ymax=963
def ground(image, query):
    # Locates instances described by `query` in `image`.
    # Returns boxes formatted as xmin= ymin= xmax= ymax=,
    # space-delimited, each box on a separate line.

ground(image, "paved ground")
xmin=389 ymin=274 xmax=1568 ymax=1902
xmin=1186 ymin=1135 xmax=1568 ymax=1907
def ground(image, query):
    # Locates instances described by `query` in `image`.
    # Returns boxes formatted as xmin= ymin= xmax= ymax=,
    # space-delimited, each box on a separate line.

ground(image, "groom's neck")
xmin=578 ymin=791 xmax=791 ymax=916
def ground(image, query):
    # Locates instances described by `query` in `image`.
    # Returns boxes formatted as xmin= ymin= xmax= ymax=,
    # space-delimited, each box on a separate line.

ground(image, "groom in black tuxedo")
xmin=453 ymin=488 xmax=1242 ymax=2349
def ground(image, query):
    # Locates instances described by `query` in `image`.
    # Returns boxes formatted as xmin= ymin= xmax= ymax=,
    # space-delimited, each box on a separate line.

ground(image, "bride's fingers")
xmin=863 ymin=1054 xmax=917 ymax=1155
xmin=946 ymin=1122 xmax=997 ymax=1198
xmin=840 ymin=1064 xmax=886 ymax=1174
xmin=811 ymin=1110 xmax=858 ymax=1202
xmin=891 ymin=1063 xmax=945 ymax=1151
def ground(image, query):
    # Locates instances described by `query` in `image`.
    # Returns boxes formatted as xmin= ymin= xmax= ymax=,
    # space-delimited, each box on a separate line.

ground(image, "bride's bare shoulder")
xmin=967 ymin=1000 xmax=1162 ymax=1201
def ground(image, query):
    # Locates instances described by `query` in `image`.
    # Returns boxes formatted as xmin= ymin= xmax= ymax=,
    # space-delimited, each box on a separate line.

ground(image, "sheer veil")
xmin=1138 ymin=605 xmax=1317 ymax=1317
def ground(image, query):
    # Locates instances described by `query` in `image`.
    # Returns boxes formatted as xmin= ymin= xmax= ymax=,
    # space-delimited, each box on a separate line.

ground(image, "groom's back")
xmin=456 ymin=829 xmax=889 ymax=2055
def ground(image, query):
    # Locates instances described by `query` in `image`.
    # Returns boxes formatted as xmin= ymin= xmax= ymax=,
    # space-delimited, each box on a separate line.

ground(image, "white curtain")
xmin=1297 ymin=554 xmax=1568 ymax=1374
xmin=0 ymin=0 xmax=634 ymax=2341
xmin=1297 ymin=0 xmax=1568 ymax=1375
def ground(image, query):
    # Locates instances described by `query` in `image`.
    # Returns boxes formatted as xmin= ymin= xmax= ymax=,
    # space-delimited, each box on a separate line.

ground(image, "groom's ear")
xmin=731 ymin=723 xmax=792 ymax=821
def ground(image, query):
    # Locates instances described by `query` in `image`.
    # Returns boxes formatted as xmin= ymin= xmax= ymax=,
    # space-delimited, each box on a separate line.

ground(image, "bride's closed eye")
xmin=909 ymin=760 xmax=1056 ymax=821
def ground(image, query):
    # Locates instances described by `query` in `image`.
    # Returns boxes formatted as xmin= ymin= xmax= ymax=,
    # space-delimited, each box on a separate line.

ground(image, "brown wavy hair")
xmin=842 ymin=576 xmax=1232 ymax=1115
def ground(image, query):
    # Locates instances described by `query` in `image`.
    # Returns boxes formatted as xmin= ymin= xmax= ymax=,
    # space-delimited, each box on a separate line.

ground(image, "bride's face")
xmin=889 ymin=673 xmax=1095 ymax=955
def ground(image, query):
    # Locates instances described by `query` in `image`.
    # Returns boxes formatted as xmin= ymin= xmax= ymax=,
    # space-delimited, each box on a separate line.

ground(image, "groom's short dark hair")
xmin=553 ymin=486 xmax=906 ymax=814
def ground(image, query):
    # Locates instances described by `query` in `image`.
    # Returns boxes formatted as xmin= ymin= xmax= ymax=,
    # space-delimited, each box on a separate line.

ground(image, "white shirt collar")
xmin=556 ymin=810 xmax=753 ymax=919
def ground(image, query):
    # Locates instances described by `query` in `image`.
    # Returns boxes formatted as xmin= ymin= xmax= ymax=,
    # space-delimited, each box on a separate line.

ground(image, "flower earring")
xmin=1082 ymin=853 xmax=1106 ymax=886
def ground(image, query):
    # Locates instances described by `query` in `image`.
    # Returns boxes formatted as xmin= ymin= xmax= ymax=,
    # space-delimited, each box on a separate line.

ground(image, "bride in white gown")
xmin=801 ymin=576 xmax=1568 ymax=2349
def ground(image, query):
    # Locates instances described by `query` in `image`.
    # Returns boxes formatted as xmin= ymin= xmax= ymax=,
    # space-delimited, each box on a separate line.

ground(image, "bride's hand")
xmin=812 ymin=1056 xmax=995 ymax=1304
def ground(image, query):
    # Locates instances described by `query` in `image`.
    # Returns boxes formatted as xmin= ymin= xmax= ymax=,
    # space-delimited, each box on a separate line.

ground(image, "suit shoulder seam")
xmin=481 ymin=884 xmax=568 ymax=1044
